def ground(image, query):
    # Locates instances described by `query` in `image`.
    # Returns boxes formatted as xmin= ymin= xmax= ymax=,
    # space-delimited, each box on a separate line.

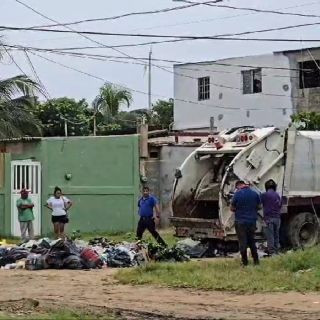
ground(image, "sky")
xmin=0 ymin=0 xmax=320 ymax=110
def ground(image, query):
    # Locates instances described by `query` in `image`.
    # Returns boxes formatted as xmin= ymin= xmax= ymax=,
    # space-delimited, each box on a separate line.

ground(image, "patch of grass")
xmin=116 ymin=246 xmax=320 ymax=293
xmin=81 ymin=228 xmax=177 ymax=246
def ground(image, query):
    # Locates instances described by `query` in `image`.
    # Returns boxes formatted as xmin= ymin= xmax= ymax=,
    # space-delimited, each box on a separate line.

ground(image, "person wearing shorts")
xmin=46 ymin=186 xmax=72 ymax=239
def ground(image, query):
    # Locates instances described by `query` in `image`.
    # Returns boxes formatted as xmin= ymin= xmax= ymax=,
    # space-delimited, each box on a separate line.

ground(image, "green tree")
xmin=35 ymin=97 xmax=91 ymax=136
xmin=0 ymin=75 xmax=42 ymax=138
xmin=151 ymin=99 xmax=174 ymax=130
xmin=291 ymin=112 xmax=320 ymax=130
xmin=93 ymin=83 xmax=132 ymax=117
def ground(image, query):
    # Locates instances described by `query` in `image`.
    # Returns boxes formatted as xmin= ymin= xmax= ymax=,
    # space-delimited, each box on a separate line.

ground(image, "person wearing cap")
xmin=16 ymin=189 xmax=35 ymax=242
xmin=261 ymin=179 xmax=282 ymax=255
xmin=230 ymin=181 xmax=261 ymax=266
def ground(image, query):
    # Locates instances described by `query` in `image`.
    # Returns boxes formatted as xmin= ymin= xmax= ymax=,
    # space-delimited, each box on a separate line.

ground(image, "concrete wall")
xmin=145 ymin=145 xmax=195 ymax=227
xmin=284 ymin=48 xmax=320 ymax=113
xmin=173 ymin=53 xmax=293 ymax=131
xmin=1 ymin=135 xmax=140 ymax=236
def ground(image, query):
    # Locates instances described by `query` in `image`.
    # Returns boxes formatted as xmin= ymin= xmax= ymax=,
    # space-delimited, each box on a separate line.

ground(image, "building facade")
xmin=0 ymin=135 xmax=140 ymax=237
xmin=173 ymin=47 xmax=320 ymax=131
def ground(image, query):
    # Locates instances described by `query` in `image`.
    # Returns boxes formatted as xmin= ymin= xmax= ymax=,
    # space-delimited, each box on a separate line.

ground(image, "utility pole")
xmin=93 ymin=114 xmax=97 ymax=136
xmin=148 ymin=47 xmax=152 ymax=110
xmin=64 ymin=120 xmax=68 ymax=137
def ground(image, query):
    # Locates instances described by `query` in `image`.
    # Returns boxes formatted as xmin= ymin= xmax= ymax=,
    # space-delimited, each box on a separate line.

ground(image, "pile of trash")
xmin=0 ymin=236 xmax=190 ymax=271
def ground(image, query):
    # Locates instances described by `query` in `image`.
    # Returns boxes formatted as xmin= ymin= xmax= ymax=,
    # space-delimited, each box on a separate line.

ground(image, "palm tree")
xmin=0 ymin=74 xmax=42 ymax=138
xmin=93 ymin=83 xmax=133 ymax=117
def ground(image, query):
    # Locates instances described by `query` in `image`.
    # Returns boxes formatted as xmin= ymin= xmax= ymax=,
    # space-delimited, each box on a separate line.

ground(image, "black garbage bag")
xmin=47 ymin=239 xmax=81 ymax=269
xmin=0 ymin=247 xmax=30 ymax=267
xmin=0 ymin=247 xmax=8 ymax=257
xmin=105 ymin=247 xmax=135 ymax=268
xmin=63 ymin=255 xmax=83 ymax=270
xmin=25 ymin=254 xmax=49 ymax=271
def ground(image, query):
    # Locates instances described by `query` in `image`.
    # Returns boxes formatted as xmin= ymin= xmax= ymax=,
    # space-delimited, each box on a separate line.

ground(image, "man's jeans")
xmin=264 ymin=217 xmax=281 ymax=254
xmin=235 ymin=222 xmax=259 ymax=265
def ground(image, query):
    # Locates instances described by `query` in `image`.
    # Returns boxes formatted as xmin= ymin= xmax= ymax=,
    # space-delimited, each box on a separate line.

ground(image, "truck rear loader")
xmin=171 ymin=126 xmax=320 ymax=249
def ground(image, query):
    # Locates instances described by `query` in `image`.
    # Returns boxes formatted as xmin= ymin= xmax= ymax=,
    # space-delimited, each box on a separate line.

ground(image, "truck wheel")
xmin=288 ymin=212 xmax=319 ymax=248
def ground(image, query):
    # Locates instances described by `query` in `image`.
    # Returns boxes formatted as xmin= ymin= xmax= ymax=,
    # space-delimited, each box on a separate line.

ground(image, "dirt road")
xmin=1 ymin=269 xmax=320 ymax=319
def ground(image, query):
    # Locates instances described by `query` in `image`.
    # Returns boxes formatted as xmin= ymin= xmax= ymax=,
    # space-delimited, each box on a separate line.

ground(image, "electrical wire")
xmin=28 ymin=0 xmax=223 ymax=29
xmin=183 ymin=0 xmax=320 ymax=18
xmin=23 ymin=20 xmax=320 ymax=50
xmin=30 ymin=50 xmax=294 ymax=112
xmin=131 ymin=1 xmax=320 ymax=32
xmin=3 ymin=44 xmax=307 ymax=72
xmin=3 ymin=44 xmax=301 ymax=100
xmin=25 ymin=1 xmax=320 ymax=30
xmin=3 ymin=25 xmax=320 ymax=43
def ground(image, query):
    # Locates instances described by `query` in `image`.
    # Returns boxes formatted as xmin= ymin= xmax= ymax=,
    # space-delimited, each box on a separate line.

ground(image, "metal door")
xmin=11 ymin=160 xmax=41 ymax=237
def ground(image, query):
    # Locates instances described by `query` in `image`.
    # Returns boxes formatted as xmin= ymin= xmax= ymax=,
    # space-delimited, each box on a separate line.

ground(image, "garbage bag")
xmin=7 ymin=248 xmax=29 ymax=261
xmin=47 ymin=239 xmax=81 ymax=269
xmin=0 ymin=247 xmax=8 ymax=257
xmin=63 ymin=255 xmax=83 ymax=270
xmin=80 ymin=248 xmax=103 ymax=269
xmin=105 ymin=246 xmax=136 ymax=268
xmin=176 ymin=238 xmax=209 ymax=258
xmin=25 ymin=253 xmax=49 ymax=271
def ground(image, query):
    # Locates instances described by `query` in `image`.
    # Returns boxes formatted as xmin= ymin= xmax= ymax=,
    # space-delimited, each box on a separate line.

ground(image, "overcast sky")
xmin=1 ymin=0 xmax=320 ymax=110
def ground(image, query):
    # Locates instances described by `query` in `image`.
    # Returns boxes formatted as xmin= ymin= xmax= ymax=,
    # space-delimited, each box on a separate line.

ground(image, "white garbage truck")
xmin=171 ymin=126 xmax=320 ymax=250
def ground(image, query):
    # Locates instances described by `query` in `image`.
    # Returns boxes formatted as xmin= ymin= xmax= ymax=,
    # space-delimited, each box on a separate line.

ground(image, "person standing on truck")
xmin=230 ymin=181 xmax=261 ymax=266
xmin=261 ymin=179 xmax=282 ymax=255
xmin=137 ymin=186 xmax=167 ymax=246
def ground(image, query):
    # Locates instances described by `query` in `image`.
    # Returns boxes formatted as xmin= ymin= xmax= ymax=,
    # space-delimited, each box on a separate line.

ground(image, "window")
xmin=198 ymin=77 xmax=210 ymax=100
xmin=299 ymin=60 xmax=320 ymax=89
xmin=242 ymin=69 xmax=262 ymax=94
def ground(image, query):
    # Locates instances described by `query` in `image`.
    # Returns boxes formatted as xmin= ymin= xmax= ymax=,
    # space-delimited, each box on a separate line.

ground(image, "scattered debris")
xmin=176 ymin=238 xmax=209 ymax=258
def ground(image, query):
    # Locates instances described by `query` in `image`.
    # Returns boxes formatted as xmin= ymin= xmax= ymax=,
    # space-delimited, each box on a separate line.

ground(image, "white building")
xmin=173 ymin=47 xmax=320 ymax=131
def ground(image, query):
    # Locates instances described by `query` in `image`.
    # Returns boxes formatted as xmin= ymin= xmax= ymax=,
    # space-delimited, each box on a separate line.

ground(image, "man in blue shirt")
xmin=137 ymin=186 xmax=166 ymax=246
xmin=261 ymin=179 xmax=282 ymax=255
xmin=231 ymin=181 xmax=261 ymax=266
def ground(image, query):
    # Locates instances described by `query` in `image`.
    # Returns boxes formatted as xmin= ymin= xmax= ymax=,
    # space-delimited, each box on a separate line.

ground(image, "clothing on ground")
xmin=16 ymin=198 xmax=34 ymax=222
xmin=138 ymin=195 xmax=158 ymax=217
xmin=231 ymin=186 xmax=261 ymax=224
xmin=47 ymin=196 xmax=70 ymax=216
xmin=261 ymin=189 xmax=282 ymax=220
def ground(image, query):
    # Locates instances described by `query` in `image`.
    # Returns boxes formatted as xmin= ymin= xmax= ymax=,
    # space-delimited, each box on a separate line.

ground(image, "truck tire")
xmin=288 ymin=212 xmax=320 ymax=248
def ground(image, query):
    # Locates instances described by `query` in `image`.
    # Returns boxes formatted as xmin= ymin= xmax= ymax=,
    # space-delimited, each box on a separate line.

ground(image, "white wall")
xmin=173 ymin=53 xmax=293 ymax=131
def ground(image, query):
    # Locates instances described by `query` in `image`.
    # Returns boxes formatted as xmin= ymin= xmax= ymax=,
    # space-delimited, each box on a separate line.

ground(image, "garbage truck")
xmin=171 ymin=126 xmax=320 ymax=249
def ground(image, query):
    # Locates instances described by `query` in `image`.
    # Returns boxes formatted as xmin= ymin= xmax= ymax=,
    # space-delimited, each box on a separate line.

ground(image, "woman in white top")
xmin=46 ymin=186 xmax=72 ymax=239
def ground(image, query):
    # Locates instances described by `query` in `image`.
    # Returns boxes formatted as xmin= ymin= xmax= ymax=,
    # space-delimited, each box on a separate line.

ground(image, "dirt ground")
xmin=1 ymin=269 xmax=320 ymax=320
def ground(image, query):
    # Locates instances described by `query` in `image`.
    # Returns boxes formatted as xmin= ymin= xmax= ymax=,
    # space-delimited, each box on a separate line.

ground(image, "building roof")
xmin=174 ymin=46 xmax=320 ymax=67
xmin=275 ymin=46 xmax=320 ymax=55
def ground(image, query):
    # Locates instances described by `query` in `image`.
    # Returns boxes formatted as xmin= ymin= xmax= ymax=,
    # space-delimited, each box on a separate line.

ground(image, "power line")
xmin=7 ymin=44 xmax=301 ymax=82
xmin=28 ymin=0 xmax=223 ymax=29
xmin=30 ymin=51 xmax=293 ymax=112
xmin=3 ymin=24 xmax=320 ymax=43
xmin=14 ymin=20 xmax=320 ymax=50
xmin=3 ymin=44 xmax=307 ymax=72
xmin=183 ymin=0 xmax=320 ymax=18
xmin=131 ymin=1 xmax=320 ymax=32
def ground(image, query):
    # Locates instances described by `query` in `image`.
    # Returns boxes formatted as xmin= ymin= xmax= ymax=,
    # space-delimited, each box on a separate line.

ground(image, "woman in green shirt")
xmin=16 ymin=189 xmax=35 ymax=242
